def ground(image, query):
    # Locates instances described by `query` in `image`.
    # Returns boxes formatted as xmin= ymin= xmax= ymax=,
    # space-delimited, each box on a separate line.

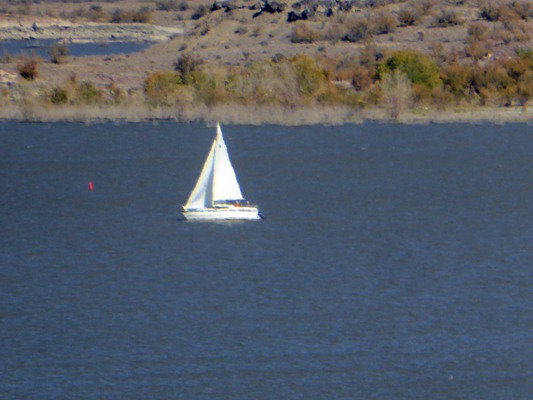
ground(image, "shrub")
xmin=173 ymin=53 xmax=204 ymax=83
xmin=352 ymin=65 xmax=373 ymax=91
xmin=515 ymin=46 xmax=533 ymax=60
xmin=195 ymin=78 xmax=224 ymax=105
xmin=143 ymin=71 xmax=182 ymax=105
xmin=159 ymin=0 xmax=188 ymax=11
xmin=479 ymin=1 xmax=521 ymax=22
xmin=87 ymin=5 xmax=106 ymax=21
xmin=292 ymin=54 xmax=326 ymax=97
xmin=289 ymin=22 xmax=319 ymax=43
xmin=191 ymin=4 xmax=208 ymax=20
xmin=156 ymin=0 xmax=180 ymax=11
xmin=413 ymin=0 xmax=433 ymax=16
xmin=0 ymin=49 xmax=12 ymax=64
xmin=323 ymin=21 xmax=344 ymax=42
xmin=380 ymin=69 xmax=412 ymax=120
xmin=50 ymin=86 xmax=69 ymax=104
xmin=510 ymin=0 xmax=533 ymax=20
xmin=372 ymin=10 xmax=397 ymax=34
xmin=272 ymin=53 xmax=285 ymax=63
xmin=106 ymin=82 xmax=123 ymax=102
xmin=506 ymin=20 xmax=533 ymax=42
xmin=342 ymin=18 xmax=374 ymax=42
xmin=398 ymin=7 xmax=419 ymax=26
xmin=433 ymin=9 xmax=463 ymax=27
xmin=110 ymin=8 xmax=133 ymax=23
xmin=327 ymin=54 xmax=358 ymax=81
xmin=48 ymin=43 xmax=68 ymax=64
xmin=133 ymin=6 xmax=152 ymax=23
xmin=17 ymin=57 xmax=39 ymax=80
xmin=76 ymin=81 xmax=101 ymax=104
xmin=441 ymin=64 xmax=470 ymax=99
xmin=383 ymin=50 xmax=442 ymax=89
xmin=467 ymin=23 xmax=488 ymax=42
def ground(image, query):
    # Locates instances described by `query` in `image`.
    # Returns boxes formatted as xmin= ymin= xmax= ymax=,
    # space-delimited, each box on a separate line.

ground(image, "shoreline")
xmin=2 ymin=103 xmax=533 ymax=125
xmin=0 ymin=20 xmax=183 ymax=42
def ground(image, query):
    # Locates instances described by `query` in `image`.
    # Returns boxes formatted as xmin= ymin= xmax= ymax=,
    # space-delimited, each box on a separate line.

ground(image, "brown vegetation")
xmin=5 ymin=0 xmax=533 ymax=123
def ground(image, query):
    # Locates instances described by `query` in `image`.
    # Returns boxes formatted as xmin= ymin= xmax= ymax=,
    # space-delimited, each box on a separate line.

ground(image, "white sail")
xmin=212 ymin=123 xmax=244 ymax=202
xmin=183 ymin=123 xmax=261 ymax=221
xmin=184 ymin=140 xmax=216 ymax=210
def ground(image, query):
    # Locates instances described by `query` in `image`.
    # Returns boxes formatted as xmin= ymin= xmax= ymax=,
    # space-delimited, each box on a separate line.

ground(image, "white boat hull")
xmin=183 ymin=207 xmax=261 ymax=221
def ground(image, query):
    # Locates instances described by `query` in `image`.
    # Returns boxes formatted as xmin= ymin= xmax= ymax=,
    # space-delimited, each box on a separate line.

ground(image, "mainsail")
xmin=184 ymin=123 xmax=244 ymax=210
xmin=212 ymin=123 xmax=244 ymax=202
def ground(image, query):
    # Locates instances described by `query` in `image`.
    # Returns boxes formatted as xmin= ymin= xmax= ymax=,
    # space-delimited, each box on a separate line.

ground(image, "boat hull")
xmin=183 ymin=207 xmax=261 ymax=221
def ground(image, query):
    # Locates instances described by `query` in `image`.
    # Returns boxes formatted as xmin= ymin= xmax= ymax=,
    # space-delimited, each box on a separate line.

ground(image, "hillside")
xmin=1 ymin=0 xmax=533 ymax=123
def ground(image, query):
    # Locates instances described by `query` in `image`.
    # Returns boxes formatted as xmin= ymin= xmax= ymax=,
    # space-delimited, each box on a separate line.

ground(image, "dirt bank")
xmin=0 ymin=15 xmax=183 ymax=42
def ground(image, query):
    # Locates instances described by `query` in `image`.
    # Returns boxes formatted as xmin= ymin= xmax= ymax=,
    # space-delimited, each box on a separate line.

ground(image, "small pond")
xmin=0 ymin=38 xmax=151 ymax=59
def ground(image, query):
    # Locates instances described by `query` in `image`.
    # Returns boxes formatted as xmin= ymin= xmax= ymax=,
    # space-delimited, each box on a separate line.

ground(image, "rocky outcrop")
xmin=211 ymin=0 xmax=249 ymax=11
xmin=211 ymin=0 xmax=287 ymax=16
xmin=287 ymin=0 xmax=360 ymax=21
xmin=252 ymin=0 xmax=288 ymax=18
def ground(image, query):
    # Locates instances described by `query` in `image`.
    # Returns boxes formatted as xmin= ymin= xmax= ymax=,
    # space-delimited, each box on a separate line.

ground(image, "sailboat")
xmin=182 ymin=123 xmax=262 ymax=221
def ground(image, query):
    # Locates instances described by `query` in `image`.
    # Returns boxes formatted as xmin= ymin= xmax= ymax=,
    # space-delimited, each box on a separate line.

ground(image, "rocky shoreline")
xmin=0 ymin=21 xmax=183 ymax=42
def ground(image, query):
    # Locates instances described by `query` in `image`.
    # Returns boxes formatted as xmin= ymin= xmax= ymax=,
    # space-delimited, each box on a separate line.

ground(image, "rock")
xmin=262 ymin=0 xmax=287 ymax=13
xmin=211 ymin=0 xmax=248 ymax=12
xmin=287 ymin=10 xmax=308 ymax=22
xmin=251 ymin=0 xmax=287 ymax=18
xmin=211 ymin=0 xmax=225 ymax=10
xmin=288 ymin=0 xmax=358 ymax=21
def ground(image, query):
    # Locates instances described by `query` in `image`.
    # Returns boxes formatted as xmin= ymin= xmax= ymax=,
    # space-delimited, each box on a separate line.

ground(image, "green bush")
xmin=292 ymin=54 xmax=325 ymax=97
xmin=382 ymin=50 xmax=442 ymax=89
xmin=515 ymin=46 xmax=533 ymax=61
xmin=173 ymin=53 xmax=204 ymax=84
xmin=76 ymin=81 xmax=101 ymax=104
xmin=195 ymin=78 xmax=224 ymax=105
xmin=50 ymin=86 xmax=69 ymax=104
xmin=143 ymin=71 xmax=182 ymax=105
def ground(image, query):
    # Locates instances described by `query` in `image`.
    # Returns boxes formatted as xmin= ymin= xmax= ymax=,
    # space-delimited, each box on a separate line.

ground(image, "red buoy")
xmin=88 ymin=181 xmax=93 ymax=190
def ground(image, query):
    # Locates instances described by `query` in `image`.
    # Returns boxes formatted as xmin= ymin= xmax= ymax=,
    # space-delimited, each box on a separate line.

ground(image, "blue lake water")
xmin=2 ymin=121 xmax=533 ymax=399
xmin=0 ymin=39 xmax=150 ymax=58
